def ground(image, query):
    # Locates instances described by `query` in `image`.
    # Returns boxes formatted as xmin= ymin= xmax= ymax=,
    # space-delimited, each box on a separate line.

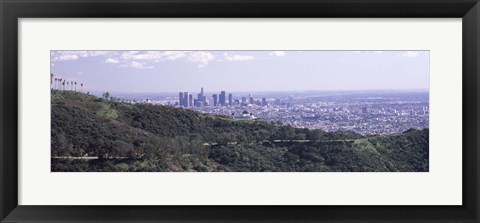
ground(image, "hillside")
xmin=51 ymin=91 xmax=429 ymax=172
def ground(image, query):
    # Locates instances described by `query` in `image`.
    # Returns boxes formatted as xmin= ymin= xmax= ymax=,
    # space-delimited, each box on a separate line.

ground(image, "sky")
xmin=50 ymin=50 xmax=429 ymax=93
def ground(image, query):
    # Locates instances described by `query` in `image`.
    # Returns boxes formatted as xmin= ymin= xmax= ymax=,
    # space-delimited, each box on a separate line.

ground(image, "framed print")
xmin=1 ymin=0 xmax=479 ymax=222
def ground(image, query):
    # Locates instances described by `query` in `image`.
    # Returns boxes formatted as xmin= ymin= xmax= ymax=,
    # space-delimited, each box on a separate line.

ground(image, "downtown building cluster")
xmin=178 ymin=88 xmax=269 ymax=108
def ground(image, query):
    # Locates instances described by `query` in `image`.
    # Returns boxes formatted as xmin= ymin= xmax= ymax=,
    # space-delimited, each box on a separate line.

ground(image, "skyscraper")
xmin=179 ymin=92 xmax=184 ymax=107
xmin=212 ymin=94 xmax=218 ymax=106
xmin=198 ymin=87 xmax=204 ymax=103
xmin=228 ymin=93 xmax=233 ymax=106
xmin=262 ymin=97 xmax=267 ymax=106
xmin=249 ymin=93 xmax=254 ymax=104
xmin=220 ymin=91 xmax=226 ymax=106
xmin=188 ymin=94 xmax=193 ymax=107
xmin=183 ymin=92 xmax=189 ymax=107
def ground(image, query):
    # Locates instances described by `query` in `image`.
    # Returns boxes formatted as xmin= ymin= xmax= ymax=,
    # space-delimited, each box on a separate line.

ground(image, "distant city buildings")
xmin=212 ymin=94 xmax=218 ymax=107
xmin=179 ymin=92 xmax=184 ymax=107
xmin=172 ymin=88 xmax=429 ymax=135
xmin=184 ymin=92 xmax=189 ymax=107
xmin=262 ymin=98 xmax=268 ymax=106
xmin=220 ymin=91 xmax=226 ymax=106
xmin=178 ymin=88 xmax=266 ymax=108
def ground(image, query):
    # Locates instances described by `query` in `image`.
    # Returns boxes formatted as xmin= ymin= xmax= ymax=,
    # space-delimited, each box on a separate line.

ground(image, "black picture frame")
xmin=1 ymin=0 xmax=479 ymax=222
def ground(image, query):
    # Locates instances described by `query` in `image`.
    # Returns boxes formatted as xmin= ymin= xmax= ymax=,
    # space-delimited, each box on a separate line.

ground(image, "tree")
xmin=80 ymin=83 xmax=83 ymax=92
xmin=74 ymin=82 xmax=77 ymax=92
xmin=50 ymin=73 xmax=54 ymax=89
xmin=58 ymin=78 xmax=62 ymax=90
xmin=103 ymin=92 xmax=110 ymax=100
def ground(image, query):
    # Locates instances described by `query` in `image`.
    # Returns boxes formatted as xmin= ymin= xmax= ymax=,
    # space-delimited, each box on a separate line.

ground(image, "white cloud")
xmin=121 ymin=51 xmax=139 ymax=60
xmin=53 ymin=54 xmax=79 ymax=61
xmin=130 ymin=61 xmax=144 ymax=68
xmin=120 ymin=61 xmax=154 ymax=69
xmin=105 ymin=58 xmax=120 ymax=64
xmin=131 ymin=61 xmax=154 ymax=69
xmin=118 ymin=51 xmax=188 ymax=63
xmin=51 ymin=51 xmax=114 ymax=62
xmin=133 ymin=51 xmax=184 ymax=61
xmin=162 ymin=51 xmax=188 ymax=61
xmin=224 ymin=54 xmax=255 ymax=62
xmin=88 ymin=51 xmax=110 ymax=57
xmin=51 ymin=50 xmax=225 ymax=68
xmin=187 ymin=52 xmax=215 ymax=68
xmin=131 ymin=52 xmax=158 ymax=61
xmin=270 ymin=51 xmax=286 ymax=56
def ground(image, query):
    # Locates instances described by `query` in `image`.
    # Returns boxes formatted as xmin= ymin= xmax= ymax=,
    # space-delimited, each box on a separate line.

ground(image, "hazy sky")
xmin=50 ymin=50 xmax=429 ymax=93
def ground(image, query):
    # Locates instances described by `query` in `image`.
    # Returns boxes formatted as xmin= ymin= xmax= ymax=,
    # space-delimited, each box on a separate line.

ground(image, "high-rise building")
xmin=262 ymin=97 xmax=267 ymax=106
xmin=220 ymin=91 xmax=226 ymax=106
xmin=188 ymin=94 xmax=193 ymax=107
xmin=183 ymin=92 xmax=189 ymax=107
xmin=179 ymin=92 xmax=184 ymax=107
xmin=212 ymin=94 xmax=218 ymax=106
xmin=198 ymin=87 xmax=204 ymax=103
xmin=228 ymin=93 xmax=233 ymax=106
xmin=249 ymin=93 xmax=254 ymax=104
xmin=241 ymin=97 xmax=247 ymax=104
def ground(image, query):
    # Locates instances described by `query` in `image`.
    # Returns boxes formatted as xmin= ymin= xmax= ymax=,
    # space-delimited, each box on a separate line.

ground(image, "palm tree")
xmin=62 ymin=80 xmax=65 ymax=91
xmin=74 ymin=82 xmax=77 ymax=92
xmin=50 ymin=73 xmax=54 ymax=89
xmin=70 ymin=81 xmax=73 ymax=91
xmin=80 ymin=83 xmax=83 ymax=93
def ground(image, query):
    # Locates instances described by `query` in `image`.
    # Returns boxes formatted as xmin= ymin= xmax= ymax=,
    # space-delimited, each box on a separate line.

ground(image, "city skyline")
xmin=50 ymin=50 xmax=430 ymax=93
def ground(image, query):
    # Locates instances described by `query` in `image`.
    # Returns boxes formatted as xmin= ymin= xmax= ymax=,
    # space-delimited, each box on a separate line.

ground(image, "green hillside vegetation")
xmin=51 ymin=91 xmax=429 ymax=172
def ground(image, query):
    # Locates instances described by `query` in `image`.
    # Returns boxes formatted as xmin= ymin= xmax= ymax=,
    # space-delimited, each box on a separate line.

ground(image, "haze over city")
xmin=51 ymin=50 xmax=430 ymax=172
xmin=51 ymin=50 xmax=429 ymax=93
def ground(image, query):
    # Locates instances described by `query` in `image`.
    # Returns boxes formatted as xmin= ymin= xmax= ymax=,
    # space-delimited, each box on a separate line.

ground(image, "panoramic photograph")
xmin=51 ymin=50 xmax=429 ymax=172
